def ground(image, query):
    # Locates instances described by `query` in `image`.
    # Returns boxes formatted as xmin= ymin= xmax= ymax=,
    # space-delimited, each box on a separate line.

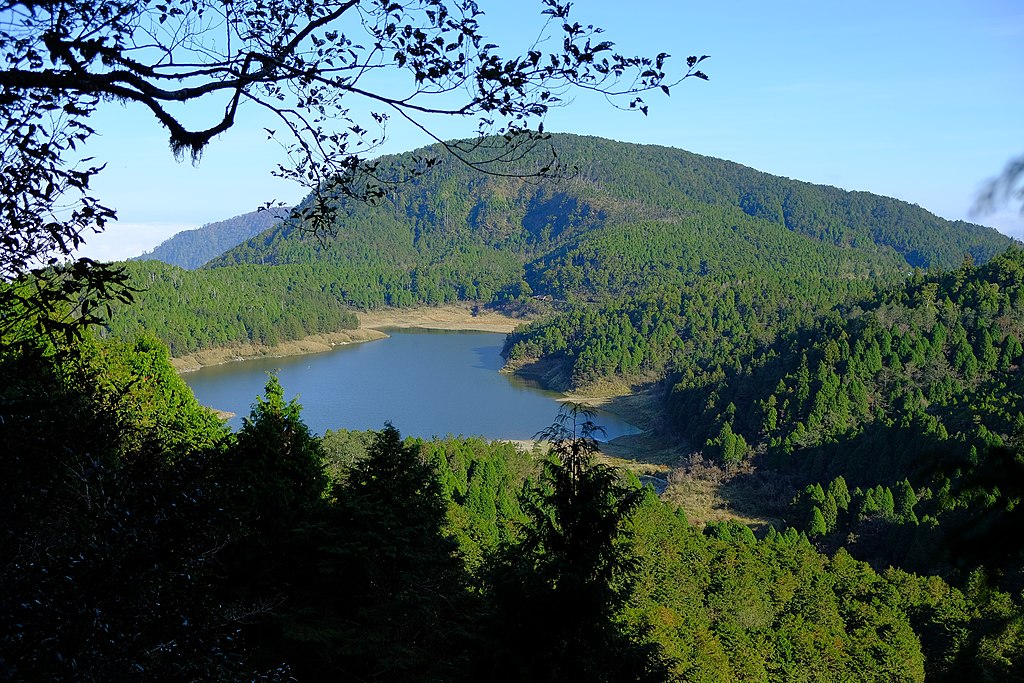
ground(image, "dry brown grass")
xmin=171 ymin=328 xmax=388 ymax=373
xmin=661 ymin=454 xmax=796 ymax=533
xmin=551 ymin=388 xmax=790 ymax=530
xmin=357 ymin=304 xmax=528 ymax=333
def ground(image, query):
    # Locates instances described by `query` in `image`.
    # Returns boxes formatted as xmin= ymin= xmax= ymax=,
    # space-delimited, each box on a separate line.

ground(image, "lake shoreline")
xmin=172 ymin=304 xmax=530 ymax=373
xmin=185 ymin=325 xmax=646 ymax=443
xmin=172 ymin=304 xmax=664 ymax=438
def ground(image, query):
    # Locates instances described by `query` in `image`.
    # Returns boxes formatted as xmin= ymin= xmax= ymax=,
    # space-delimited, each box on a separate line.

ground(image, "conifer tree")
xmin=809 ymin=506 xmax=828 ymax=538
xmin=822 ymin=493 xmax=839 ymax=533
xmin=479 ymin=405 xmax=667 ymax=682
xmin=1001 ymin=334 xmax=1023 ymax=370
xmin=228 ymin=374 xmax=327 ymax=531
xmin=895 ymin=479 xmax=919 ymax=525
xmin=828 ymin=476 xmax=852 ymax=512
xmin=268 ymin=424 xmax=472 ymax=681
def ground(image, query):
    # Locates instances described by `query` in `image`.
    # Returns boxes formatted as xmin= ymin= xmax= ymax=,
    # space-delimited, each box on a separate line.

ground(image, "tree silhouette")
xmin=227 ymin=373 xmax=327 ymax=531
xmin=267 ymin=423 xmax=472 ymax=681
xmin=479 ymin=404 xmax=667 ymax=682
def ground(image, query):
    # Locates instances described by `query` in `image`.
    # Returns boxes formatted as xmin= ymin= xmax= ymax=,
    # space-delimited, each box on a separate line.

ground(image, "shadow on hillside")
xmin=663 ymin=454 xmax=797 ymax=534
xmin=716 ymin=465 xmax=798 ymax=535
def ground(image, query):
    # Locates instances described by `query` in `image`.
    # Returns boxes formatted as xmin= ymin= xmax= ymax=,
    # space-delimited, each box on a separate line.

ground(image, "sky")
xmin=77 ymin=0 xmax=1024 ymax=261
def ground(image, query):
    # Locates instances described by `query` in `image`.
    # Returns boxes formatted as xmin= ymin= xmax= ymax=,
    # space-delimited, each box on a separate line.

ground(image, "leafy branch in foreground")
xmin=975 ymin=152 xmax=1024 ymax=218
xmin=1 ymin=0 xmax=708 ymax=339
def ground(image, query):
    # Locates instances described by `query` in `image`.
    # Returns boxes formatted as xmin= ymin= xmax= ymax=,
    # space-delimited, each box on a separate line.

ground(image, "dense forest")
xmin=3 ymin=329 xmax=1021 ymax=680
xmin=104 ymin=135 xmax=1012 ymax=356
xmin=108 ymin=260 xmax=358 ymax=354
xmin=511 ymin=244 xmax=1024 ymax=573
xmin=6 ymin=134 xmax=1024 ymax=679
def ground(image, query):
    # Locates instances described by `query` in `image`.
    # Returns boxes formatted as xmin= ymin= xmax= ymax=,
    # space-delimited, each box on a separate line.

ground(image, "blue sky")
xmin=79 ymin=0 xmax=1024 ymax=260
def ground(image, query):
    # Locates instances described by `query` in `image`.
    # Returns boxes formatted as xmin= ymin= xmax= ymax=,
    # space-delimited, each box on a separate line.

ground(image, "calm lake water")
xmin=184 ymin=329 xmax=640 ymax=440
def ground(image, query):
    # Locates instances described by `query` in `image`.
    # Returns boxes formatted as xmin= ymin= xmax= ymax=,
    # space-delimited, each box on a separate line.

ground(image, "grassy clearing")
xmin=357 ymin=304 xmax=528 ymax=333
xmin=660 ymin=457 xmax=795 ymax=533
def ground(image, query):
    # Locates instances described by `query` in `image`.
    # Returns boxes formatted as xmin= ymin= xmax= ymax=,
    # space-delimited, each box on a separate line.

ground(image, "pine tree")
xmin=976 ymin=328 xmax=998 ymax=372
xmin=479 ymin=405 xmax=667 ymax=682
xmin=828 ymin=476 xmax=852 ymax=512
xmin=277 ymin=424 xmax=472 ymax=681
xmin=711 ymin=421 xmax=748 ymax=468
xmin=796 ymin=354 xmax=812 ymax=408
xmin=952 ymin=332 xmax=979 ymax=379
xmin=808 ymin=507 xmax=828 ymax=538
xmin=227 ymin=374 xmax=327 ymax=531
xmin=878 ymin=486 xmax=896 ymax=519
xmin=1000 ymin=333 xmax=1023 ymax=371
xmin=895 ymin=479 xmax=919 ymax=525
xmin=762 ymin=394 xmax=779 ymax=434
xmin=822 ymin=493 xmax=839 ymax=533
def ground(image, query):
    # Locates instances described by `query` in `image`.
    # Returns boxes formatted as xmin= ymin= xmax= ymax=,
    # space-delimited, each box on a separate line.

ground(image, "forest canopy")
xmin=4 ymin=0 xmax=1024 ymax=678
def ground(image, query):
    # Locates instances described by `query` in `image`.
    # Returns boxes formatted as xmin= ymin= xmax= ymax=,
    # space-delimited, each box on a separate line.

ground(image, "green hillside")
xmin=9 ymin=135 xmax=1024 ymax=680
xmin=213 ymin=134 xmax=1012 ymax=273
xmin=107 ymin=134 xmax=1013 ymax=354
xmin=671 ymin=247 xmax=1024 ymax=582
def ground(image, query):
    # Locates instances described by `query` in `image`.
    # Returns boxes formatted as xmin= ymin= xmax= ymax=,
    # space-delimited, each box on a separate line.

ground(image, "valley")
xmin=5 ymin=0 xmax=1023 ymax=676
xmin=114 ymin=134 xmax=1024 ymax=568
xmin=9 ymin=134 xmax=1024 ymax=680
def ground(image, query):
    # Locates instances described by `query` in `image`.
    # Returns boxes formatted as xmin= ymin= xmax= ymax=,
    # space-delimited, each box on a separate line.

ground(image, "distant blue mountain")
xmin=134 ymin=207 xmax=291 ymax=270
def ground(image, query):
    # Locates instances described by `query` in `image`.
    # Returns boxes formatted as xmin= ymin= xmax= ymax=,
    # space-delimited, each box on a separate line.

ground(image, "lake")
xmin=184 ymin=329 xmax=640 ymax=440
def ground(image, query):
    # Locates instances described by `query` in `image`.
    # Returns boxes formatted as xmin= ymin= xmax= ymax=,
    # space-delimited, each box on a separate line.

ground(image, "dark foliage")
xmin=0 ymin=336 xmax=258 ymax=679
xmin=476 ymin=405 xmax=668 ymax=682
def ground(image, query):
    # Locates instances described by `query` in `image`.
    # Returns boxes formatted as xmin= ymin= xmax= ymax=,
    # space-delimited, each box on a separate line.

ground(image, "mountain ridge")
xmin=211 ymin=133 xmax=1012 ymax=274
xmin=108 ymin=134 xmax=1015 ymax=357
xmin=134 ymin=206 xmax=291 ymax=269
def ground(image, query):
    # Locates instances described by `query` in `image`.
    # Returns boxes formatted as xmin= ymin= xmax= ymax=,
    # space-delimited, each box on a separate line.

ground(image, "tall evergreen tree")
xmin=895 ymin=479 xmax=919 ymax=525
xmin=275 ymin=424 xmax=473 ymax=681
xmin=226 ymin=374 xmax=327 ymax=532
xmin=478 ymin=405 xmax=667 ymax=682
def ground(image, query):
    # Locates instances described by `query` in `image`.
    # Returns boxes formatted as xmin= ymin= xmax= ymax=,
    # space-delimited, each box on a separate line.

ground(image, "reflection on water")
xmin=184 ymin=329 xmax=640 ymax=440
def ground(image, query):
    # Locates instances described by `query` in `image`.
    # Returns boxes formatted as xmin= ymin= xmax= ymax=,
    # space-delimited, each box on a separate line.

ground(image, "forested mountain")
xmin=510 ymin=243 xmax=1024 ymax=582
xmin=7 ymin=134 xmax=1024 ymax=679
xmin=107 ymin=134 xmax=1013 ymax=355
xmin=676 ymin=248 xmax=1024 ymax=584
xmin=212 ymin=134 xmax=1010 ymax=275
xmin=133 ymin=207 xmax=291 ymax=269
